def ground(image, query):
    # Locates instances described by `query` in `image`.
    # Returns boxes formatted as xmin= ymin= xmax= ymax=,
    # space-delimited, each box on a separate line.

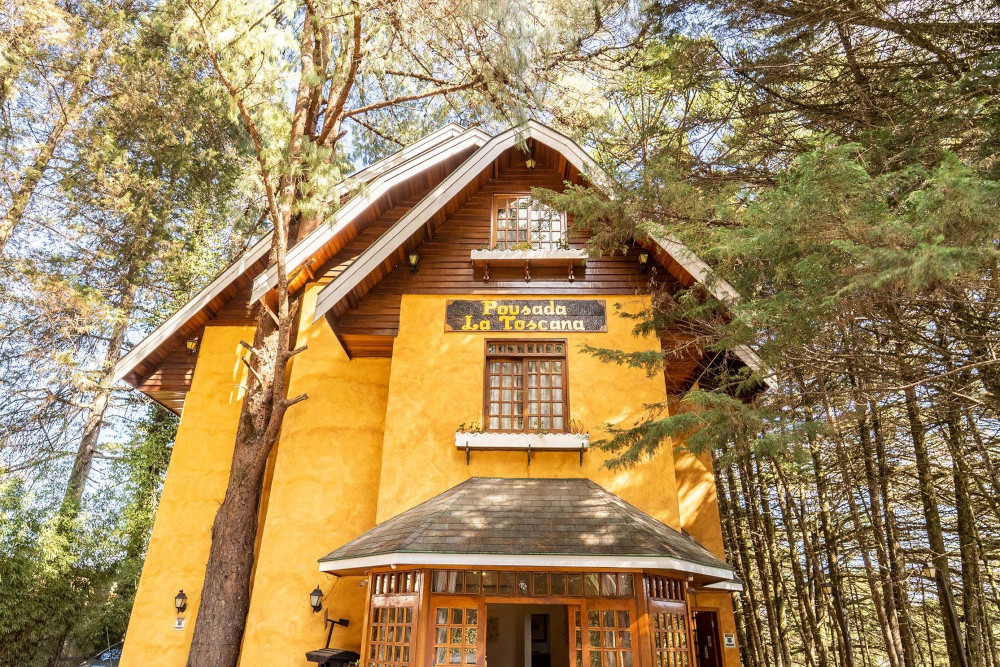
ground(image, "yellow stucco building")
xmin=114 ymin=122 xmax=750 ymax=667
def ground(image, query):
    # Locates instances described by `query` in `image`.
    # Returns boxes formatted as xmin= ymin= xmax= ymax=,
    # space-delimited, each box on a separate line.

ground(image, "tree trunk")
xmin=806 ymin=430 xmax=856 ymax=667
xmin=818 ymin=375 xmax=899 ymax=667
xmin=902 ymin=385 xmax=964 ymax=667
xmin=186 ymin=9 xmax=317 ymax=663
xmin=60 ymin=283 xmax=137 ymax=513
xmin=774 ymin=462 xmax=828 ymax=667
xmin=0 ymin=31 xmax=109 ymax=255
xmin=721 ymin=451 xmax=769 ymax=667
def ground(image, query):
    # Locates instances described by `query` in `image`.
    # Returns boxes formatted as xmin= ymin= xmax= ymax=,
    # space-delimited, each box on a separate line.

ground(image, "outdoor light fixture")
xmin=638 ymin=251 xmax=650 ymax=273
xmin=310 ymin=585 xmax=324 ymax=613
xmin=186 ymin=338 xmax=199 ymax=356
xmin=174 ymin=590 xmax=188 ymax=614
xmin=525 ymin=140 xmax=536 ymax=170
xmin=408 ymin=251 xmax=420 ymax=274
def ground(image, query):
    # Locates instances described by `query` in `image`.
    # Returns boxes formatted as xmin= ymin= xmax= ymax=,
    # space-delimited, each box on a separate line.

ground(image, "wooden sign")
xmin=445 ymin=299 xmax=606 ymax=332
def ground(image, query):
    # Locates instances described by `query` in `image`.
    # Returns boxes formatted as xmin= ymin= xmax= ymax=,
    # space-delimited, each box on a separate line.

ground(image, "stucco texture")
xmin=374 ymin=294 xmax=682 ymax=528
xmin=238 ymin=283 xmax=391 ymax=664
xmin=120 ymin=324 xmax=253 ymax=666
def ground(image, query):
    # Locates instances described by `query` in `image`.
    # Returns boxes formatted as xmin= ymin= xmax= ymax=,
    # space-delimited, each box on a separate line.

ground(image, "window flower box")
xmin=454 ymin=430 xmax=589 ymax=452
xmin=470 ymin=248 xmax=588 ymax=282
xmin=470 ymin=248 xmax=588 ymax=267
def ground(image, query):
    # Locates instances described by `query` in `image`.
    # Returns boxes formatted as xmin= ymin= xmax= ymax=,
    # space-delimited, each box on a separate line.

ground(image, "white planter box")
xmin=470 ymin=249 xmax=588 ymax=266
xmin=455 ymin=431 xmax=589 ymax=451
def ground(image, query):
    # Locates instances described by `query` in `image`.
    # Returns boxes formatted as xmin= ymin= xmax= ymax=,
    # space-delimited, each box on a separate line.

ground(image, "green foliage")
xmin=0 ymin=406 xmax=175 ymax=665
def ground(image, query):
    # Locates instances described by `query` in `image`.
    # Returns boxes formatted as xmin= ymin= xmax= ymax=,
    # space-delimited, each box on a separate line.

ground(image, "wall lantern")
xmin=186 ymin=338 xmax=200 ymax=356
xmin=637 ymin=251 xmax=650 ymax=273
xmin=310 ymin=585 xmax=324 ymax=613
xmin=525 ymin=140 xmax=536 ymax=170
xmin=174 ymin=589 xmax=188 ymax=614
xmin=408 ymin=251 xmax=420 ymax=274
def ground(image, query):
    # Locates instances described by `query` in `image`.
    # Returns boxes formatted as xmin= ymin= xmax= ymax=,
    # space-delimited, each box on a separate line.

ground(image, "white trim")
xmin=251 ymin=126 xmax=490 ymax=301
xmin=469 ymin=248 xmax=588 ymax=264
xmin=111 ymin=124 xmax=482 ymax=384
xmin=702 ymin=580 xmax=744 ymax=592
xmin=318 ymin=551 xmax=735 ymax=580
xmin=455 ymin=431 xmax=589 ymax=451
xmin=312 ymin=121 xmax=602 ymax=322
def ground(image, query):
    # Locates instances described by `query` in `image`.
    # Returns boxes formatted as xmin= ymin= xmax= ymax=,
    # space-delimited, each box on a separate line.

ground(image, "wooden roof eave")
xmin=111 ymin=124 xmax=482 ymax=387
xmin=310 ymin=121 xmax=607 ymax=323
xmin=307 ymin=121 xmax=774 ymax=388
xmin=250 ymin=126 xmax=491 ymax=302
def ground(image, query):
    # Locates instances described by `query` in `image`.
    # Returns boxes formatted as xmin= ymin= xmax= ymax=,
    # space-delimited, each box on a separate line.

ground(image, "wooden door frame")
xmin=580 ymin=595 xmax=643 ymax=667
xmin=425 ymin=594 xmax=487 ymax=667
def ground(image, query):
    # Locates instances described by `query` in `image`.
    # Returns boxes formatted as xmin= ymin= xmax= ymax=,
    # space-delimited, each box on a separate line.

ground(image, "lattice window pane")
xmin=432 ymin=606 xmax=479 ymax=666
xmin=367 ymin=604 xmax=414 ymax=667
xmin=584 ymin=608 xmax=634 ymax=667
xmin=493 ymin=196 xmax=567 ymax=250
xmin=651 ymin=611 xmax=690 ymax=666
xmin=485 ymin=341 xmax=567 ymax=433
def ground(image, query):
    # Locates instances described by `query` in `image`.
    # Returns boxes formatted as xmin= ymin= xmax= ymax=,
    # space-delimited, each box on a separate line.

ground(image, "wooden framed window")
xmin=650 ymin=611 xmax=690 ymax=666
xmin=484 ymin=340 xmax=568 ymax=432
xmin=429 ymin=597 xmax=484 ymax=666
xmin=364 ymin=572 xmax=421 ymax=667
xmin=492 ymin=194 xmax=567 ymax=250
xmin=430 ymin=570 xmax=634 ymax=598
xmin=644 ymin=575 xmax=691 ymax=667
xmin=579 ymin=600 xmax=637 ymax=667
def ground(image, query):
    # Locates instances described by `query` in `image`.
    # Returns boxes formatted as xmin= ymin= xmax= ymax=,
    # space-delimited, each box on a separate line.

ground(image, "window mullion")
xmin=520 ymin=361 xmax=529 ymax=432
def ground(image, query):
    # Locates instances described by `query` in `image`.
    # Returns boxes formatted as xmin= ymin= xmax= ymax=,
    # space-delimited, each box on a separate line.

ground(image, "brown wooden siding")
xmin=325 ymin=160 xmax=684 ymax=358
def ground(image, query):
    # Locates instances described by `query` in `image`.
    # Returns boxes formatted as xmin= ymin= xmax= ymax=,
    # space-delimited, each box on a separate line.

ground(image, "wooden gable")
xmin=322 ymin=144 xmax=684 ymax=358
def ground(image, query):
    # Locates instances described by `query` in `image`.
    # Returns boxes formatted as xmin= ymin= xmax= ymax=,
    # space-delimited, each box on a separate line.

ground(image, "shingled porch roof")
xmin=318 ymin=478 xmax=737 ymax=585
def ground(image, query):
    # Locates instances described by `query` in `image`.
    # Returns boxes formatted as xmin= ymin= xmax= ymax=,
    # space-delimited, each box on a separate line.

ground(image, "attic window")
xmin=492 ymin=195 xmax=567 ymax=251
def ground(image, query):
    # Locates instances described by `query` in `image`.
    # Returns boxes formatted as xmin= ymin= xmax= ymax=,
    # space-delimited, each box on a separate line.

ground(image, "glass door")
xmin=429 ymin=595 xmax=486 ymax=667
xmin=571 ymin=599 xmax=637 ymax=667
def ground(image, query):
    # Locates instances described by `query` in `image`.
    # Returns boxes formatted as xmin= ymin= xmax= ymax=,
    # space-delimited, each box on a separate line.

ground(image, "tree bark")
xmin=185 ymin=6 xmax=317 ymax=663
xmin=60 ymin=283 xmax=136 ymax=514
xmin=902 ymin=385 xmax=964 ymax=667
xmin=0 ymin=31 xmax=109 ymax=255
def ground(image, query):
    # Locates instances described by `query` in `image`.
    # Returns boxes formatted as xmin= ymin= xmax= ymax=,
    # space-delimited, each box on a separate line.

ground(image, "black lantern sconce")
xmin=525 ymin=139 xmax=536 ymax=170
xmin=186 ymin=338 xmax=200 ymax=356
xmin=637 ymin=251 xmax=650 ymax=273
xmin=174 ymin=589 xmax=188 ymax=614
xmin=310 ymin=585 xmax=324 ymax=612
xmin=408 ymin=251 xmax=420 ymax=274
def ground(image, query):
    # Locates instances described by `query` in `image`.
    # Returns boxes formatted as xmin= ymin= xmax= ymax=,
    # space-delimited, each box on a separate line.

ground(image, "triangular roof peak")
xmin=113 ymin=122 xmax=488 ymax=388
xmin=115 ymin=120 xmax=771 ymax=406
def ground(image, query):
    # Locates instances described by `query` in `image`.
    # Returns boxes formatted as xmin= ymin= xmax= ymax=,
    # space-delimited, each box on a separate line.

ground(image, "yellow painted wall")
xmin=374 ymin=294 xmax=681 ymax=528
xmin=120 ymin=324 xmax=253 ymax=666
xmin=239 ymin=282 xmax=392 ymax=664
xmin=122 ymin=292 xmax=739 ymax=666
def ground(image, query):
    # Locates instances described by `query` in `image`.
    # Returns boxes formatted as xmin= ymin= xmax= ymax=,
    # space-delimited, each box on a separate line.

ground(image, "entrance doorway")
xmin=692 ymin=610 xmax=722 ymax=667
xmin=485 ymin=604 xmax=570 ymax=667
